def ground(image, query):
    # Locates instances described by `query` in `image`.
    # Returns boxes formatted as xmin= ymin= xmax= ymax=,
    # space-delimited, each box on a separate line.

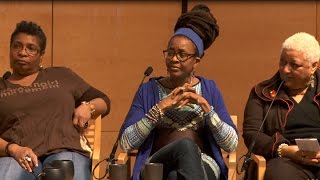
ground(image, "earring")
xmin=192 ymin=67 xmax=196 ymax=77
xmin=310 ymin=74 xmax=315 ymax=88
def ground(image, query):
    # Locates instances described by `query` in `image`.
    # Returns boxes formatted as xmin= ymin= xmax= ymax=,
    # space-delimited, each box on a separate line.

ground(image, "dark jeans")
xmin=147 ymin=138 xmax=217 ymax=180
xmin=264 ymin=157 xmax=320 ymax=180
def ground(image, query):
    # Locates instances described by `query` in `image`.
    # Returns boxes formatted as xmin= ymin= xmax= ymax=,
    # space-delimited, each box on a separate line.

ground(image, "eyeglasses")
xmin=163 ymin=49 xmax=196 ymax=62
xmin=11 ymin=42 xmax=40 ymax=56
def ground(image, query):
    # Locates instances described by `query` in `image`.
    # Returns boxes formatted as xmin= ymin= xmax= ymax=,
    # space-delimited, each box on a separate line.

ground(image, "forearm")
xmin=76 ymin=86 xmax=110 ymax=117
xmin=206 ymin=107 xmax=238 ymax=152
xmin=88 ymin=98 xmax=108 ymax=118
xmin=120 ymin=104 xmax=162 ymax=151
xmin=243 ymin=92 xmax=289 ymax=158
xmin=120 ymin=117 xmax=155 ymax=151
xmin=0 ymin=138 xmax=9 ymax=157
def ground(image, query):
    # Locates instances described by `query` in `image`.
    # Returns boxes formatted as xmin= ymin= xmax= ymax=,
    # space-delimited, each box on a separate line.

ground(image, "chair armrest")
xmin=228 ymin=151 xmax=237 ymax=180
xmin=117 ymin=152 xmax=129 ymax=164
xmin=117 ymin=151 xmax=138 ymax=179
xmin=251 ymin=154 xmax=266 ymax=180
xmin=228 ymin=151 xmax=236 ymax=169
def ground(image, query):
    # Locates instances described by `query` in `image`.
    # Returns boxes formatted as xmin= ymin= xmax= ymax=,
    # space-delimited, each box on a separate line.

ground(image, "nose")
xmin=170 ymin=54 xmax=180 ymax=62
xmin=17 ymin=47 xmax=28 ymax=56
xmin=280 ymin=64 xmax=291 ymax=73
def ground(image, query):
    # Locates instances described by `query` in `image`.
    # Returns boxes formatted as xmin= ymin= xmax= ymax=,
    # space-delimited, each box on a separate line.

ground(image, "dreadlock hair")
xmin=174 ymin=4 xmax=219 ymax=54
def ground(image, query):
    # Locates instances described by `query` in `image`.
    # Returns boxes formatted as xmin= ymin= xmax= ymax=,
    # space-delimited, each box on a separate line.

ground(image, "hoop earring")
xmin=192 ymin=67 xmax=196 ymax=77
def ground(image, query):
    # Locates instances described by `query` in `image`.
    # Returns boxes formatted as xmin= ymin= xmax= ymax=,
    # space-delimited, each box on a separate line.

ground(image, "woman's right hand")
xmin=283 ymin=145 xmax=320 ymax=166
xmin=8 ymin=144 xmax=38 ymax=172
xmin=158 ymin=83 xmax=196 ymax=110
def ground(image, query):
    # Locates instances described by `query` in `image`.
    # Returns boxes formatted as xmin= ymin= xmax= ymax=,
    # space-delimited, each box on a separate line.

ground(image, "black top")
xmin=284 ymin=78 xmax=320 ymax=144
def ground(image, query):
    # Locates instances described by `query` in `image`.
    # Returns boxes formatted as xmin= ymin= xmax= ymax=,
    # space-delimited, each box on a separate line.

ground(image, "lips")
xmin=15 ymin=60 xmax=28 ymax=65
xmin=168 ymin=66 xmax=180 ymax=71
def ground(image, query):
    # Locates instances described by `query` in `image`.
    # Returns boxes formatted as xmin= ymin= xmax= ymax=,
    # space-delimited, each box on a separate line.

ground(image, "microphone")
xmin=110 ymin=66 xmax=153 ymax=162
xmin=140 ymin=66 xmax=153 ymax=87
xmin=2 ymin=71 xmax=11 ymax=80
xmin=92 ymin=66 xmax=153 ymax=179
xmin=239 ymin=75 xmax=287 ymax=174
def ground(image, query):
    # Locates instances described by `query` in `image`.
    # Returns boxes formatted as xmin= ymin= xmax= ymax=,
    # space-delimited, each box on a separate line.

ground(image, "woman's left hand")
xmin=170 ymin=83 xmax=211 ymax=113
xmin=300 ymin=150 xmax=320 ymax=166
xmin=283 ymin=145 xmax=320 ymax=166
xmin=73 ymin=103 xmax=92 ymax=132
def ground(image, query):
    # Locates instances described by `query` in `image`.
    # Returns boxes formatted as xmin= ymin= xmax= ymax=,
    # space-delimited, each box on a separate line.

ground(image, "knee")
xmin=264 ymin=158 xmax=292 ymax=179
xmin=175 ymin=138 xmax=198 ymax=153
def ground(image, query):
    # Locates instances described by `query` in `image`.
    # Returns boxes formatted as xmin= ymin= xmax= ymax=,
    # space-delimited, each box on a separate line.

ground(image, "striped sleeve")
xmin=120 ymin=117 xmax=156 ymax=152
xmin=205 ymin=106 xmax=238 ymax=152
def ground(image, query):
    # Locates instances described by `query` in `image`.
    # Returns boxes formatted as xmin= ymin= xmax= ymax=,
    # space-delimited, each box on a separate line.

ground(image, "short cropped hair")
xmin=10 ymin=20 xmax=47 ymax=53
xmin=281 ymin=32 xmax=320 ymax=64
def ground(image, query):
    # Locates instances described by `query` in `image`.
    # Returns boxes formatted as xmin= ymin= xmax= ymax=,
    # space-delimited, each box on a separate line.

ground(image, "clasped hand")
xmin=158 ymin=83 xmax=211 ymax=113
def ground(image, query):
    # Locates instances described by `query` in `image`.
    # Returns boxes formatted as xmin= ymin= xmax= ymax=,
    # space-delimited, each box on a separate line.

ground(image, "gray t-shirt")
xmin=0 ymin=67 xmax=90 ymax=157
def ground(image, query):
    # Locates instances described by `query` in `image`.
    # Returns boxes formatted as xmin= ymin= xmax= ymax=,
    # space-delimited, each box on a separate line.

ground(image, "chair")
xmin=117 ymin=115 xmax=238 ymax=180
xmin=84 ymin=115 xmax=102 ymax=178
xmin=251 ymin=154 xmax=266 ymax=180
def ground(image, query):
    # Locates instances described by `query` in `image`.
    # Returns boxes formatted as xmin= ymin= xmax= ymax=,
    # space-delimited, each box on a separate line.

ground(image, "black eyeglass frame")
xmin=163 ymin=49 xmax=197 ymax=62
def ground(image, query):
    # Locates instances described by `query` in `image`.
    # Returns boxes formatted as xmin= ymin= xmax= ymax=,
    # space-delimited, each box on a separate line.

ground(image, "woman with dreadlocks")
xmin=119 ymin=4 xmax=238 ymax=180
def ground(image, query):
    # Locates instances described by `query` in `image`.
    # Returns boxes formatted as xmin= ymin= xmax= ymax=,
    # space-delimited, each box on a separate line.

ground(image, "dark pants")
xmin=147 ymin=138 xmax=217 ymax=180
xmin=264 ymin=157 xmax=320 ymax=180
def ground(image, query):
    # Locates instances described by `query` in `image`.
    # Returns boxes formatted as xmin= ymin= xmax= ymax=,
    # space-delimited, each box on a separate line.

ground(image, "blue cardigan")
xmin=120 ymin=76 xmax=237 ymax=180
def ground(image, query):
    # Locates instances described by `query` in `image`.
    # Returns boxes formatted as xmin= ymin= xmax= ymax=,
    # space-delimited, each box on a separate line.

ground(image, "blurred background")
xmin=1 ymin=1 xmax=319 ymax=179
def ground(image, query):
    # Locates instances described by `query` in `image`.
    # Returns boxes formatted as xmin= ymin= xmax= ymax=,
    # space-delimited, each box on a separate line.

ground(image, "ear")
xmin=193 ymin=57 xmax=201 ymax=69
xmin=311 ymin=62 xmax=319 ymax=73
xmin=39 ymin=51 xmax=45 ymax=62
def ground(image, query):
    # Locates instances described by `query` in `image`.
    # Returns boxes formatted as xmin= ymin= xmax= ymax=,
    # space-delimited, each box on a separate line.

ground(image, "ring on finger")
xmin=24 ymin=156 xmax=31 ymax=162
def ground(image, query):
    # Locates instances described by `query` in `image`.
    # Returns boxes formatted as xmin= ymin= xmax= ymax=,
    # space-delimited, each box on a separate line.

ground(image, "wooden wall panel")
xmin=0 ymin=1 xmax=52 ymax=73
xmin=0 ymin=1 xmax=319 ymax=179
xmin=188 ymin=0 xmax=316 ymax=129
xmin=52 ymin=1 xmax=181 ymax=132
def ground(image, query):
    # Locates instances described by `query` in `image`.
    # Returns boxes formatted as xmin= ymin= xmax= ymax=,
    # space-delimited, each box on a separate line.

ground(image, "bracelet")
xmin=204 ymin=106 xmax=215 ymax=118
xmin=277 ymin=143 xmax=288 ymax=157
xmin=5 ymin=142 xmax=15 ymax=156
xmin=81 ymin=101 xmax=96 ymax=117
xmin=145 ymin=104 xmax=164 ymax=124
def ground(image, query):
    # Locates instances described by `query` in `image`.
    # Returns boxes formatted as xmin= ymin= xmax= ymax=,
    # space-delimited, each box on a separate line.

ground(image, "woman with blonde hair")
xmin=243 ymin=32 xmax=320 ymax=179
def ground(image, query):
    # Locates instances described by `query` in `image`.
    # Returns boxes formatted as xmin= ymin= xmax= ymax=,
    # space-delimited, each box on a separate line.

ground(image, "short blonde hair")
xmin=281 ymin=32 xmax=320 ymax=63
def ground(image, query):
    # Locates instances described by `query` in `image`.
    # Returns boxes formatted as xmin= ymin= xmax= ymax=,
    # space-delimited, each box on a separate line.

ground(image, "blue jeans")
xmin=0 ymin=151 xmax=91 ymax=180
